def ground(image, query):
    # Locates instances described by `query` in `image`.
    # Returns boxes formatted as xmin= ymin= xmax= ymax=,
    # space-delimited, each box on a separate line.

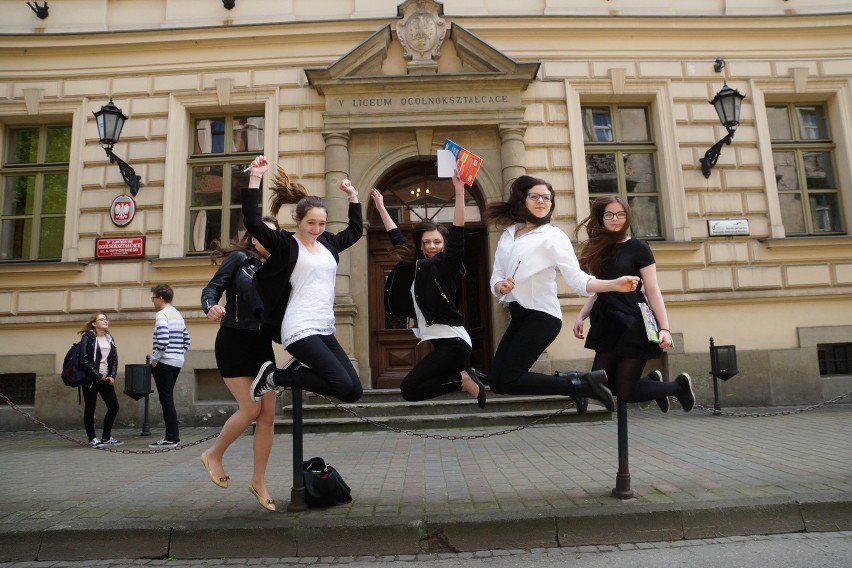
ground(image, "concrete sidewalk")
xmin=1 ymin=404 xmax=850 ymax=562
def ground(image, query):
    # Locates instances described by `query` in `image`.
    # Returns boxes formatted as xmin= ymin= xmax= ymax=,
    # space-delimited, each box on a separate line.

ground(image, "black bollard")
xmin=711 ymin=337 xmax=722 ymax=415
xmin=611 ymin=398 xmax=634 ymax=499
xmin=287 ymin=387 xmax=308 ymax=512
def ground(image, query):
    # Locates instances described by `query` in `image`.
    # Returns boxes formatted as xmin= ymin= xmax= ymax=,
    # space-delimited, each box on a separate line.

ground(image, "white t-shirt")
xmin=281 ymin=239 xmax=337 ymax=348
xmin=409 ymin=282 xmax=472 ymax=347
xmin=489 ymin=223 xmax=593 ymax=321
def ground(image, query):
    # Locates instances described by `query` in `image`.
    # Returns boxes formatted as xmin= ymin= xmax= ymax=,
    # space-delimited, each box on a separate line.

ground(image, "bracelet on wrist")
xmin=660 ymin=328 xmax=670 ymax=333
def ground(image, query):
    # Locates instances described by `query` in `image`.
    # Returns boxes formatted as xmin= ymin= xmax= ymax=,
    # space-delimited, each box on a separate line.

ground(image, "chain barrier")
xmin=694 ymin=389 xmax=852 ymax=417
xmin=311 ymin=393 xmax=586 ymax=440
xmin=0 ymin=391 xmax=218 ymax=454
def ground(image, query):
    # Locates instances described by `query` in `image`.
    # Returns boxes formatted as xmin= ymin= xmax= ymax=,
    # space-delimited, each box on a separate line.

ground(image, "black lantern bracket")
xmin=700 ymin=83 xmax=746 ymax=179
xmin=93 ymin=99 xmax=142 ymax=196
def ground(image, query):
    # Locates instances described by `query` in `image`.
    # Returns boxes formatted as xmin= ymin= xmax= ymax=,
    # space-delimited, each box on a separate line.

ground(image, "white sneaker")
xmin=88 ymin=437 xmax=102 ymax=447
xmin=148 ymin=439 xmax=179 ymax=449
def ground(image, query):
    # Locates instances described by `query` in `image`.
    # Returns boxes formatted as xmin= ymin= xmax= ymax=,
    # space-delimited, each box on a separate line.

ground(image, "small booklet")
xmin=639 ymin=302 xmax=660 ymax=343
xmin=441 ymin=138 xmax=483 ymax=185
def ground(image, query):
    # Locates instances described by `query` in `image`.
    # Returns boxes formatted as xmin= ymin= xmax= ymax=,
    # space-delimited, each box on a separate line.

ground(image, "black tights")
xmin=592 ymin=351 xmax=681 ymax=403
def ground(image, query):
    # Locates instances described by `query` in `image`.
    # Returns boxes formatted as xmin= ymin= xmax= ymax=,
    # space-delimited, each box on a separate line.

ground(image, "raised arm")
xmin=370 ymin=188 xmax=397 ymax=232
xmin=452 ymin=171 xmax=465 ymax=228
xmin=329 ymin=178 xmax=363 ymax=253
xmin=241 ymin=155 xmax=281 ymax=254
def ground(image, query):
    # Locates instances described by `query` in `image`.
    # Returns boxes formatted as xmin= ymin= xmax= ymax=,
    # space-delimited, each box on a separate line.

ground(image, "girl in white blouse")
xmin=484 ymin=175 xmax=639 ymax=412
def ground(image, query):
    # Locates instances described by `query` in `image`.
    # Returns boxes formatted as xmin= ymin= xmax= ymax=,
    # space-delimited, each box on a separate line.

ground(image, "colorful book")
xmin=442 ymin=138 xmax=483 ymax=185
xmin=639 ymin=302 xmax=674 ymax=347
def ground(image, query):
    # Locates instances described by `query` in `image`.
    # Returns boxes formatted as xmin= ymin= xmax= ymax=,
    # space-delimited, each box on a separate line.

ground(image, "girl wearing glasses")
xmin=199 ymin=215 xmax=280 ymax=511
xmin=370 ymin=171 xmax=486 ymax=409
xmin=572 ymin=196 xmax=695 ymax=413
xmin=485 ymin=176 xmax=640 ymax=411
xmin=78 ymin=313 xmax=122 ymax=447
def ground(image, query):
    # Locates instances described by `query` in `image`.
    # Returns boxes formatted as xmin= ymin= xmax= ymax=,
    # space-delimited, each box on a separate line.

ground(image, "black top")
xmin=200 ymin=251 xmax=265 ymax=331
xmin=79 ymin=330 xmax=118 ymax=387
xmin=584 ymin=238 xmax=662 ymax=359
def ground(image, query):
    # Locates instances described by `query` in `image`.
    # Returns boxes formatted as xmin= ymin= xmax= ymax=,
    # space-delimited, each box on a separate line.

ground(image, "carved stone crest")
xmin=396 ymin=0 xmax=447 ymax=74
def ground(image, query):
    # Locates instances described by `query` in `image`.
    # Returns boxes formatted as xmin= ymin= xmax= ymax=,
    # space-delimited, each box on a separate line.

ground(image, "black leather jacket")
xmin=200 ymin=251 xmax=265 ymax=331
xmin=383 ymin=225 xmax=465 ymax=327
xmin=79 ymin=330 xmax=118 ymax=388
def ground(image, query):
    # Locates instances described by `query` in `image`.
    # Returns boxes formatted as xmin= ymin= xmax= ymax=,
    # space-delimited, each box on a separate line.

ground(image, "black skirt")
xmin=584 ymin=300 xmax=662 ymax=360
xmin=214 ymin=325 xmax=275 ymax=378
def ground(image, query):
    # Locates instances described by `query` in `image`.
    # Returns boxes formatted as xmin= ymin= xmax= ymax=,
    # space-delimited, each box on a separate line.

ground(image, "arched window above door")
xmin=369 ymin=162 xmax=482 ymax=227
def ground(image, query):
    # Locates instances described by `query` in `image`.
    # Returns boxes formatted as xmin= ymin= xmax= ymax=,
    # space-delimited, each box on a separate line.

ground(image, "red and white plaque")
xmin=110 ymin=195 xmax=136 ymax=227
xmin=95 ymin=237 xmax=145 ymax=259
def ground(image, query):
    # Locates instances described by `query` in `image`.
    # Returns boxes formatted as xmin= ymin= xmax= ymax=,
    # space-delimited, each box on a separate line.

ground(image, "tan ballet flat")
xmin=248 ymin=483 xmax=276 ymax=512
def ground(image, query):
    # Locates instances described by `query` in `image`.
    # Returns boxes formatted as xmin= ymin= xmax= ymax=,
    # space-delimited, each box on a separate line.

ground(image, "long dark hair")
xmin=210 ymin=215 xmax=280 ymax=263
xmin=393 ymin=220 xmax=450 ymax=263
xmin=574 ymin=195 xmax=631 ymax=276
xmin=268 ymin=165 xmax=326 ymax=221
xmin=483 ymin=175 xmax=554 ymax=227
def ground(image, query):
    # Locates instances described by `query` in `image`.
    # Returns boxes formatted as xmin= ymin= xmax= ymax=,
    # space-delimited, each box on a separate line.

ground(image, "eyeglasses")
xmin=526 ymin=192 xmax=552 ymax=203
xmin=96 ymin=317 xmax=109 ymax=322
xmin=603 ymin=211 xmax=627 ymax=220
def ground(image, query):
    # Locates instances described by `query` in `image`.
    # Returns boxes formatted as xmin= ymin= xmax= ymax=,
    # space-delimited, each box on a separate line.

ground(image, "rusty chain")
xmin=0 ymin=391 xmax=218 ymax=453
xmin=694 ymin=389 xmax=851 ymax=417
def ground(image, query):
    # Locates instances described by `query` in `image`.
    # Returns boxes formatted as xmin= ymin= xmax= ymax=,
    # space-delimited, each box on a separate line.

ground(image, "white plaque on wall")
xmin=708 ymin=219 xmax=749 ymax=236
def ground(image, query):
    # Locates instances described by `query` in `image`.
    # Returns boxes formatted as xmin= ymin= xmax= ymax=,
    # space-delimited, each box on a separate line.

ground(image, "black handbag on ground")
xmin=302 ymin=457 xmax=352 ymax=507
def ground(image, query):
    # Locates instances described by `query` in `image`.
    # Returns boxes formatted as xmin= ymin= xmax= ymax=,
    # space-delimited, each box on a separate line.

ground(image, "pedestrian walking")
xmin=77 ymin=312 xmax=122 ymax=447
xmin=199 ymin=215 xmax=281 ymax=511
xmin=371 ymin=170 xmax=485 ymax=408
xmin=483 ymin=175 xmax=640 ymax=411
xmin=573 ymin=195 xmax=695 ymax=412
xmin=148 ymin=284 xmax=190 ymax=448
xmin=243 ymin=155 xmax=363 ymax=404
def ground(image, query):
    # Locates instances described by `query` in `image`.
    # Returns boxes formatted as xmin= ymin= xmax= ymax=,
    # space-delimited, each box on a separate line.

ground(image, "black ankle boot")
xmin=554 ymin=370 xmax=614 ymax=412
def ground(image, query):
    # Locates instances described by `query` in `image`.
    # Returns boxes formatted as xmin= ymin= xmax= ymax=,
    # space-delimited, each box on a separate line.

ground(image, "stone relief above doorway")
xmin=396 ymin=0 xmax=448 ymax=74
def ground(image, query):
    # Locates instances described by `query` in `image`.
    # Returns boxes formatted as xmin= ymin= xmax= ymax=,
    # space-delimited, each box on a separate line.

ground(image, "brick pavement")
xmin=1 ymin=405 xmax=850 ymax=561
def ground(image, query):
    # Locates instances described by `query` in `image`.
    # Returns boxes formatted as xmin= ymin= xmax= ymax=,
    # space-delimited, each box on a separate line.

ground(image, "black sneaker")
xmin=674 ymin=373 xmax=695 ymax=412
xmin=251 ymin=361 xmax=276 ymax=401
xmin=100 ymin=437 xmax=124 ymax=447
xmin=148 ymin=439 xmax=179 ymax=449
xmin=648 ymin=370 xmax=670 ymax=413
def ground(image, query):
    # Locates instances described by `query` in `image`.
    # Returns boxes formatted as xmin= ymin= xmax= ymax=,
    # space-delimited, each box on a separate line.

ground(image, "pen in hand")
xmin=511 ymin=261 xmax=521 ymax=279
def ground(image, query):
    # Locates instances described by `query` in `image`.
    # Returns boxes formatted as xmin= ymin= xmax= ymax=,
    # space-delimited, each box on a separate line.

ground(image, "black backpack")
xmin=61 ymin=342 xmax=89 ymax=385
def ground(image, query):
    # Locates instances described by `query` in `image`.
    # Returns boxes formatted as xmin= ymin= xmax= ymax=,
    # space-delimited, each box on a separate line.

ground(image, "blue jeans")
xmin=152 ymin=362 xmax=181 ymax=442
xmin=273 ymin=334 xmax=362 ymax=403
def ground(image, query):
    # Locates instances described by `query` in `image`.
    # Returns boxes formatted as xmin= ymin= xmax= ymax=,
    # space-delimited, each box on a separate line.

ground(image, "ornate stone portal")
xmin=396 ymin=0 xmax=447 ymax=74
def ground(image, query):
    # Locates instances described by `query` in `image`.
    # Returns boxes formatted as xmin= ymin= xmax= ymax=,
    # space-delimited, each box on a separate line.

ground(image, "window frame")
xmin=0 ymin=124 xmax=71 ymax=261
xmin=768 ymin=102 xmax=844 ymax=236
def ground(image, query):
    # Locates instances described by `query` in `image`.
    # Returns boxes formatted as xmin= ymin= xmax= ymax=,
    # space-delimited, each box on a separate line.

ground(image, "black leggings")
xmin=489 ymin=302 xmax=575 ymax=396
xmin=400 ymin=337 xmax=470 ymax=402
xmin=592 ymin=351 xmax=681 ymax=402
xmin=82 ymin=381 xmax=120 ymax=441
xmin=273 ymin=333 xmax=363 ymax=403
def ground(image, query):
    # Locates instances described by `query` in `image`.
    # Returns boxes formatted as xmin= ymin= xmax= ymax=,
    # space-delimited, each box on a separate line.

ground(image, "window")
xmin=1 ymin=125 xmax=70 ymax=260
xmin=768 ymin=104 xmax=844 ymax=235
xmin=582 ymin=105 xmax=662 ymax=239
xmin=186 ymin=114 xmax=264 ymax=254
xmin=817 ymin=343 xmax=851 ymax=376
xmin=0 ymin=373 xmax=36 ymax=406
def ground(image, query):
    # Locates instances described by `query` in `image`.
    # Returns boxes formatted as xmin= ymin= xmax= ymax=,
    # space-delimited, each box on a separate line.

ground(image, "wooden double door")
xmin=367 ymin=226 xmax=492 ymax=388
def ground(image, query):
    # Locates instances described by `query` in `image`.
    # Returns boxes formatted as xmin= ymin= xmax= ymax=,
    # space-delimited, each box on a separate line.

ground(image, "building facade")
xmin=1 ymin=0 xmax=851 ymax=430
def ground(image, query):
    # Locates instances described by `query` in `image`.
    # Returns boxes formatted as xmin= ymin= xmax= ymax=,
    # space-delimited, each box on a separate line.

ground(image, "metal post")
xmin=710 ymin=337 xmax=722 ymax=415
xmin=141 ymin=394 xmax=151 ymax=436
xmin=611 ymin=398 xmax=634 ymax=499
xmin=287 ymin=387 xmax=308 ymax=512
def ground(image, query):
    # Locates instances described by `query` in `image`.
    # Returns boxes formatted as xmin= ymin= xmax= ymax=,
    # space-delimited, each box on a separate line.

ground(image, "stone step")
xmin=272 ymin=389 xmax=612 ymax=434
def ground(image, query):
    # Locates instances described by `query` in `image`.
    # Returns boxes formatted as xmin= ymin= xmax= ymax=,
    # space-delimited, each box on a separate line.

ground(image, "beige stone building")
xmin=1 ymin=0 xmax=851 ymax=430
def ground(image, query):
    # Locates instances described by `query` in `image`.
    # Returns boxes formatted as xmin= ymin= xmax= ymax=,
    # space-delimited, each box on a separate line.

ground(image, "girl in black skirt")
xmin=199 ymin=215 xmax=280 ymax=511
xmin=573 ymin=196 xmax=695 ymax=413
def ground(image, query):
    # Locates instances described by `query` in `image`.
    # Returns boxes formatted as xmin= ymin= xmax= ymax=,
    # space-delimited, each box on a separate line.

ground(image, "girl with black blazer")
xmin=371 ymin=171 xmax=485 ymax=408
xmin=78 ymin=312 xmax=121 ymax=447
xmin=243 ymin=155 xmax=363 ymax=404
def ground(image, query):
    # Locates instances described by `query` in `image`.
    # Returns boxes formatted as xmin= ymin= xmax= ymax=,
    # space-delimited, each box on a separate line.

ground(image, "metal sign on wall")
xmin=110 ymin=195 xmax=136 ymax=227
xmin=95 ymin=237 xmax=145 ymax=259
xmin=708 ymin=219 xmax=750 ymax=236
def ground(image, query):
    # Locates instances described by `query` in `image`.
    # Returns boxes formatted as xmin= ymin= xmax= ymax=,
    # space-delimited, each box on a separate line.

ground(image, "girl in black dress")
xmin=573 ymin=196 xmax=695 ymax=412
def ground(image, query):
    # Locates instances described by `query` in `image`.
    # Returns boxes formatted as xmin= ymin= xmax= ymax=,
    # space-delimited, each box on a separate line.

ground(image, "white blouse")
xmin=489 ymin=223 xmax=593 ymax=321
xmin=281 ymin=239 xmax=337 ymax=348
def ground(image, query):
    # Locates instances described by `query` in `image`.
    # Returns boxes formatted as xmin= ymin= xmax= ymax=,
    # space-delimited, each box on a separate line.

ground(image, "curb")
xmin=3 ymin=494 xmax=849 ymax=562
